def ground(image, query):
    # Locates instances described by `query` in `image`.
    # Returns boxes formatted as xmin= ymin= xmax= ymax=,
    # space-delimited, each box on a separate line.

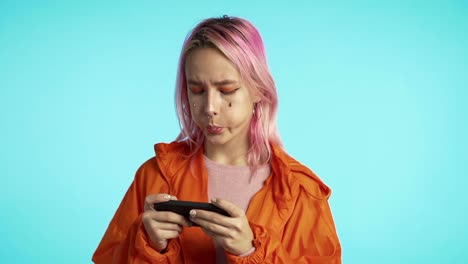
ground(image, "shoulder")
xmin=289 ymin=157 xmax=332 ymax=200
xmin=272 ymin=145 xmax=332 ymax=200
xmin=135 ymin=156 xmax=158 ymax=176
xmin=133 ymin=141 xmax=191 ymax=180
xmin=130 ymin=141 xmax=193 ymax=191
xmin=153 ymin=140 xmax=192 ymax=156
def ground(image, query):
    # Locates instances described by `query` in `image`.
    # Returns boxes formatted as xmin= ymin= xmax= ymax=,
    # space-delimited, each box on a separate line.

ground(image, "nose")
xmin=204 ymin=89 xmax=219 ymax=117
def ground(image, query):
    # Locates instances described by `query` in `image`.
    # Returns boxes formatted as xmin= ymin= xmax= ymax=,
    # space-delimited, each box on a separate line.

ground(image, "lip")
xmin=206 ymin=125 xmax=224 ymax=135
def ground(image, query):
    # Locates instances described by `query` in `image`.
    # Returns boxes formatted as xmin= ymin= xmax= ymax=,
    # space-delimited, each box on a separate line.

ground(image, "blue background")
xmin=1 ymin=1 xmax=467 ymax=263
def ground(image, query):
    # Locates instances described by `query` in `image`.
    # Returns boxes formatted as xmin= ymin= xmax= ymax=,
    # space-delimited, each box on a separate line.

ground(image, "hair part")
xmin=175 ymin=15 xmax=283 ymax=172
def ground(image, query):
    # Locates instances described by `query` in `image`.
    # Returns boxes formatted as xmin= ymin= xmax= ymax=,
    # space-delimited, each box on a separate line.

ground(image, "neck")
xmin=204 ymin=140 xmax=250 ymax=166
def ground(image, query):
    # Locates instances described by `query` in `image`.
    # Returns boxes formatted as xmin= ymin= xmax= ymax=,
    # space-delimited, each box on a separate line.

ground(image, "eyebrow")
xmin=187 ymin=79 xmax=238 ymax=86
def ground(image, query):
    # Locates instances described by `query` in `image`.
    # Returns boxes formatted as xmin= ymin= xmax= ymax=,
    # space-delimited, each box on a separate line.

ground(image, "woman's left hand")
xmin=189 ymin=198 xmax=254 ymax=255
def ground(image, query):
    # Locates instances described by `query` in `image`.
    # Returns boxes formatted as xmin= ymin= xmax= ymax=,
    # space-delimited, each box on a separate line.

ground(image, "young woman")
xmin=93 ymin=15 xmax=341 ymax=264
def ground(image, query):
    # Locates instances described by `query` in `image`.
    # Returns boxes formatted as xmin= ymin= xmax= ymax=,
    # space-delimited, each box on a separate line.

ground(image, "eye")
xmin=219 ymin=86 xmax=239 ymax=95
xmin=189 ymin=86 xmax=204 ymax=94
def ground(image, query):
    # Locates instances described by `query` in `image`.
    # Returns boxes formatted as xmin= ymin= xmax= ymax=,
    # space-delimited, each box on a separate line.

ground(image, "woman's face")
xmin=185 ymin=47 xmax=258 ymax=151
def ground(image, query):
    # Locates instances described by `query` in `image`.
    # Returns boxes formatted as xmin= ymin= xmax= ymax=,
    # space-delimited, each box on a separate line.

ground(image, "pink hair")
xmin=175 ymin=16 xmax=283 ymax=169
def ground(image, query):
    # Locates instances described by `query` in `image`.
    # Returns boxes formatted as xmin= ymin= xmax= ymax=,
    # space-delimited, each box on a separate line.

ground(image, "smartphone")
xmin=153 ymin=200 xmax=230 ymax=219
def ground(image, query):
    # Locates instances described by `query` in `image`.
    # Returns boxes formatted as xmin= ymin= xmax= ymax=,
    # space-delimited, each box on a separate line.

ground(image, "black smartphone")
xmin=153 ymin=200 xmax=230 ymax=219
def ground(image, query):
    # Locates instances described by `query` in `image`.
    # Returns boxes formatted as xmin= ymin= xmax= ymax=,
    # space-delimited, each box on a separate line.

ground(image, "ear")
xmin=252 ymin=92 xmax=262 ymax=104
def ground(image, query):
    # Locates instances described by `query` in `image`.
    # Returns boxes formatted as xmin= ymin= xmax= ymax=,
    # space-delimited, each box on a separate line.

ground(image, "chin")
xmin=205 ymin=132 xmax=234 ymax=145
xmin=205 ymin=137 xmax=228 ymax=146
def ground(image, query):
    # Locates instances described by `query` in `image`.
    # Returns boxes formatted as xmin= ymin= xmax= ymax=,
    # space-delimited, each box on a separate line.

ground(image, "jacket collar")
xmin=154 ymin=141 xmax=331 ymax=204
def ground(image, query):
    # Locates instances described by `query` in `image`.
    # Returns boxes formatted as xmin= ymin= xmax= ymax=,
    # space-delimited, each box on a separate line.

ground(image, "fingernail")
xmin=189 ymin=210 xmax=196 ymax=217
xmin=211 ymin=197 xmax=217 ymax=203
xmin=163 ymin=194 xmax=171 ymax=200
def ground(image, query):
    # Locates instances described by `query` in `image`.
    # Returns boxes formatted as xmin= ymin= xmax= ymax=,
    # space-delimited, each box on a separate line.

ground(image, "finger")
xmin=200 ymin=225 xmax=222 ymax=239
xmin=153 ymin=229 xmax=182 ymax=240
xmin=154 ymin=211 xmax=192 ymax=227
xmin=144 ymin=194 xmax=177 ymax=211
xmin=189 ymin=210 xmax=234 ymax=235
xmin=210 ymin=198 xmax=244 ymax=218
xmin=191 ymin=216 xmax=232 ymax=237
xmin=147 ymin=193 xmax=173 ymax=203
xmin=150 ymin=221 xmax=183 ymax=232
xmin=190 ymin=209 xmax=230 ymax=226
xmin=145 ymin=210 xmax=192 ymax=227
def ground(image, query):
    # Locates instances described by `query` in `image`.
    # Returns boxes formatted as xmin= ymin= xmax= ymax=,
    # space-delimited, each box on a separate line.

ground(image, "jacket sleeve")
xmin=92 ymin=162 xmax=184 ymax=264
xmin=226 ymin=185 xmax=342 ymax=264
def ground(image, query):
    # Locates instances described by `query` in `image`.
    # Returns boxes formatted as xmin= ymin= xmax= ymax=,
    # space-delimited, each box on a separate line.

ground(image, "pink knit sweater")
xmin=204 ymin=156 xmax=271 ymax=264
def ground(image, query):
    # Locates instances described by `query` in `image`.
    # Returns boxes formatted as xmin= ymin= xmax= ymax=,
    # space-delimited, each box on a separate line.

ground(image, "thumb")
xmin=144 ymin=193 xmax=176 ymax=210
xmin=210 ymin=197 xmax=243 ymax=217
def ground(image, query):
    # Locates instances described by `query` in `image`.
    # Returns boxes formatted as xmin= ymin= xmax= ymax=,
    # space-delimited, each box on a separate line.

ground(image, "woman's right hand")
xmin=142 ymin=194 xmax=192 ymax=252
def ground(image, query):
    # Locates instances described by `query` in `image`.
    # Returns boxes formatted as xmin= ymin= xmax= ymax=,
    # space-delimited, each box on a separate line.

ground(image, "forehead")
xmin=184 ymin=48 xmax=240 ymax=82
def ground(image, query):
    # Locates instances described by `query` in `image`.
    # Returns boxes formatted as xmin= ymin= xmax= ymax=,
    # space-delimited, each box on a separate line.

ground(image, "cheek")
xmin=190 ymin=107 xmax=203 ymax=122
xmin=188 ymin=104 xmax=202 ymax=124
xmin=225 ymin=104 xmax=253 ymax=124
xmin=188 ymin=96 xmax=201 ymax=115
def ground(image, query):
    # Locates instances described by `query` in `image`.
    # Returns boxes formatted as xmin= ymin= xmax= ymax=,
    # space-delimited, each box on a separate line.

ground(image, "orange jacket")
xmin=92 ymin=141 xmax=341 ymax=263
